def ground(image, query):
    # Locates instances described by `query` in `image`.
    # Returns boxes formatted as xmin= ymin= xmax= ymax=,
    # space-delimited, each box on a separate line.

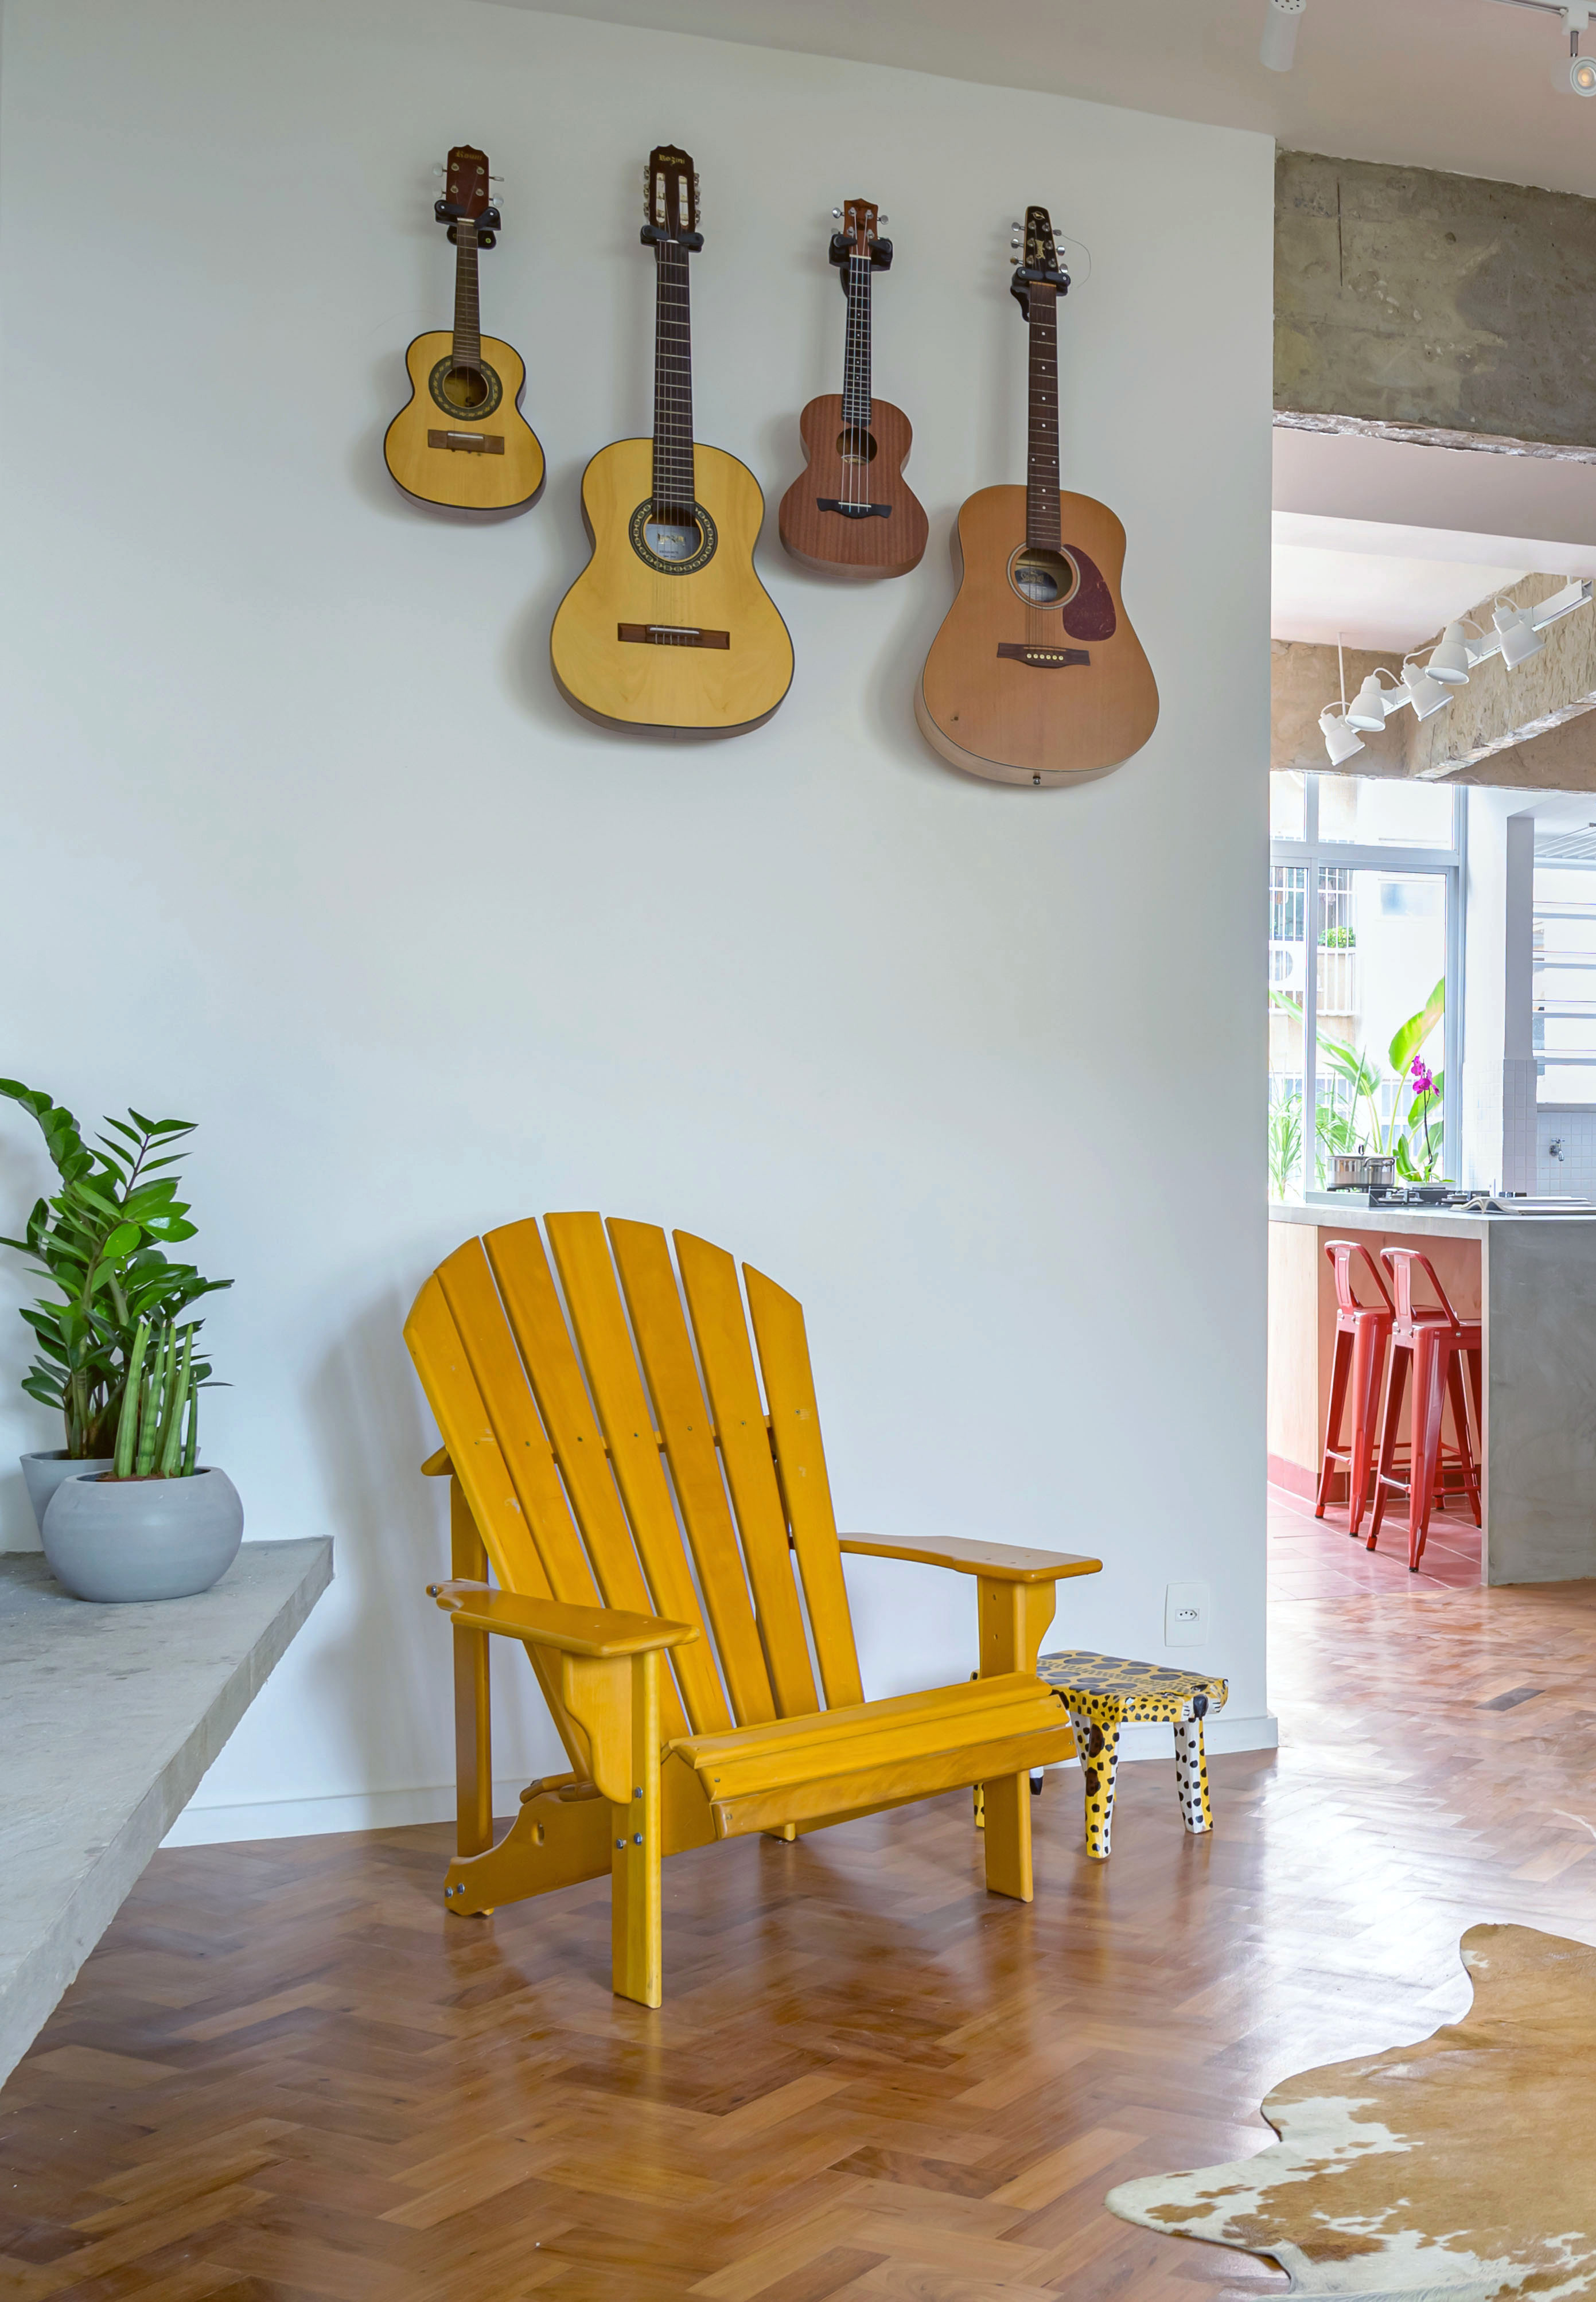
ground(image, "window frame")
xmin=1269 ymin=774 xmax=1466 ymax=1195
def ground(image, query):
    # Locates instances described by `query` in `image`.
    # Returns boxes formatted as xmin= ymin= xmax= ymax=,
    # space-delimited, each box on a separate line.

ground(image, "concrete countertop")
xmin=0 ymin=1536 xmax=332 ymax=2088
xmin=1268 ymin=1201 xmax=1596 ymax=1241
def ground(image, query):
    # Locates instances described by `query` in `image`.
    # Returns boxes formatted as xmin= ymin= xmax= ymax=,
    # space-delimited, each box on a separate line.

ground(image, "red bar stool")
xmin=1314 ymin=1240 xmax=1395 ymax=1537
xmin=1368 ymin=1247 xmax=1483 ymax=1572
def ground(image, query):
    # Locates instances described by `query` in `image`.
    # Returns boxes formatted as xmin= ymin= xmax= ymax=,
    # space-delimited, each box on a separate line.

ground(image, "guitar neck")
xmin=840 ymin=254 xmax=871 ymax=432
xmin=1025 ymin=282 xmax=1060 ymax=551
xmin=652 ymin=240 xmax=695 ymax=523
xmin=452 ymin=221 xmax=482 ymax=371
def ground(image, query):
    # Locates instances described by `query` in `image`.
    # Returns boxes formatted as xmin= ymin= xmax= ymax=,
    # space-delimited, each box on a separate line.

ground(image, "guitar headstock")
xmin=434 ymin=145 xmax=500 ymax=242
xmin=1010 ymin=203 xmax=1069 ymax=315
xmin=828 ymin=196 xmax=893 ymax=274
xmin=641 ymin=145 xmax=703 ymax=250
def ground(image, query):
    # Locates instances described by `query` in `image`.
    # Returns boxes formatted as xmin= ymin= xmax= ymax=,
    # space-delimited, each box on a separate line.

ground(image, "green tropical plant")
xmin=0 ymin=1082 xmax=229 ymax=1458
xmin=1269 ymin=980 xmax=1448 ymax=1186
xmin=112 ymin=1317 xmax=201 ymax=1479
xmin=1268 ymin=1092 xmax=1303 ymax=1199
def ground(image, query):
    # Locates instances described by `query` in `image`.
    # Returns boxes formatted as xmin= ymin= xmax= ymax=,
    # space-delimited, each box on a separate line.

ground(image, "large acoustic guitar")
xmin=383 ymin=144 xmax=545 ymax=515
xmin=550 ymin=145 xmax=793 ymax=737
xmin=916 ymin=207 xmax=1157 ymax=786
xmin=777 ymin=197 xmax=927 ymax=580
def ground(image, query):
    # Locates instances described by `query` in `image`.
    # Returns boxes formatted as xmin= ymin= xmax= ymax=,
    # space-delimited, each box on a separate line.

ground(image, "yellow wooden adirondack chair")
xmin=405 ymin=1214 xmax=1101 ymax=2007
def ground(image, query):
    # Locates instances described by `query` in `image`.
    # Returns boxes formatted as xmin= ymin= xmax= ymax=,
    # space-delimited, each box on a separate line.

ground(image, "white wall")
xmin=0 ymin=0 xmax=1276 ymax=1839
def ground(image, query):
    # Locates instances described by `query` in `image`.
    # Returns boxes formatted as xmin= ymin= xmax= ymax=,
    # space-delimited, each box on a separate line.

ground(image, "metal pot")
xmin=1329 ymin=1151 xmax=1396 ymax=1192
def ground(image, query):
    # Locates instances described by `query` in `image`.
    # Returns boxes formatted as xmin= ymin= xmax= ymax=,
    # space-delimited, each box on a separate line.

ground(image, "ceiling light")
xmin=1495 ymin=600 xmax=1547 ymax=668
xmin=1346 ymin=672 xmax=1396 ymax=730
xmin=1427 ymin=622 xmax=1474 ymax=685
xmin=1261 ymin=0 xmax=1305 ymax=71
xmin=1403 ymin=660 xmax=1454 ymax=721
xmin=1320 ymin=706 xmax=1365 ymax=766
xmin=1553 ymin=49 xmax=1596 ymax=91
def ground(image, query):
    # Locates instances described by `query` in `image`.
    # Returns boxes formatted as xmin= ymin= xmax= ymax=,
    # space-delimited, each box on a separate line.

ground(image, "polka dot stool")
xmin=1036 ymin=1651 xmax=1229 ymax=1861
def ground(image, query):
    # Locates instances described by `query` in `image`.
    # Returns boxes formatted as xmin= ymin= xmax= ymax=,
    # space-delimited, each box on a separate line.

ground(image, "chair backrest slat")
xmin=744 ymin=1263 xmax=863 ymax=1711
xmin=608 ymin=1218 xmax=778 ymax=1728
xmin=484 ymin=1218 xmax=690 ymax=1746
xmin=435 ymin=1240 xmax=599 ymax=1607
xmin=544 ymin=1213 xmax=733 ymax=1738
xmin=675 ymin=1230 xmax=822 ymax=1719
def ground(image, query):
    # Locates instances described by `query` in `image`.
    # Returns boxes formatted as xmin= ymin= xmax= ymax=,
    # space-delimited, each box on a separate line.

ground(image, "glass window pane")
xmin=1319 ymin=776 xmax=1456 ymax=848
xmin=1534 ymin=856 xmax=1596 ymax=1103
xmin=1268 ymin=864 xmax=1307 ymax=1198
xmin=1314 ymin=868 xmax=1448 ymax=1185
xmin=1270 ymin=772 xmax=1306 ymax=840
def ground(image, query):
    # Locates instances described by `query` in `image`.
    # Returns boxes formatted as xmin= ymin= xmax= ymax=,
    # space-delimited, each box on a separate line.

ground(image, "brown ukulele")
xmin=383 ymin=145 xmax=545 ymax=515
xmin=778 ymin=198 xmax=927 ymax=579
xmin=916 ymin=206 xmax=1158 ymax=786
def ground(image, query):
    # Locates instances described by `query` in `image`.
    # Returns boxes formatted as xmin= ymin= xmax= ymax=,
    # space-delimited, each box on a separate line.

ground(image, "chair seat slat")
xmin=675 ymin=1231 xmax=822 ymax=1719
xmin=744 ymin=1264 xmax=863 ymax=1711
xmin=608 ymin=1220 xmax=778 ymax=1728
xmin=546 ymin=1214 xmax=733 ymax=1738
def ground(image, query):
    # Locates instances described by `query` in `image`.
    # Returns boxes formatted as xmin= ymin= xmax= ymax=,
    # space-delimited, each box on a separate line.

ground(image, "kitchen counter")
xmin=1268 ymin=1201 xmax=1596 ymax=1584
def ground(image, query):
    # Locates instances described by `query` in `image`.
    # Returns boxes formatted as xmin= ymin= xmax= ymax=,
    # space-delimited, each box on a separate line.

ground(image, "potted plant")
xmin=42 ymin=1313 xmax=243 ymax=1601
xmin=1 ymin=1080 xmax=231 ymax=1544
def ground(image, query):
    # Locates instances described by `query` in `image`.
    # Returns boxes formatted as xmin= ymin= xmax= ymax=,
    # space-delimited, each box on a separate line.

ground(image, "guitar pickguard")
xmin=1059 ymin=548 xmax=1117 ymax=643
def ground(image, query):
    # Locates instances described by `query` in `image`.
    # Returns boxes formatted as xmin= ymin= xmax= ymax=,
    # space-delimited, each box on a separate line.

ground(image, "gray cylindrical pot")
xmin=42 ymin=1468 xmax=244 ymax=1603
xmin=21 ymin=1450 xmax=115 ymax=1538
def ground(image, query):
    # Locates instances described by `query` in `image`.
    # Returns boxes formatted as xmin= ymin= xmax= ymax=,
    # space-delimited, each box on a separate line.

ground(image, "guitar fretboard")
xmin=1026 ymin=282 xmax=1060 ymax=551
xmin=840 ymin=255 xmax=872 ymax=432
xmin=652 ymin=241 xmax=695 ymax=524
xmin=452 ymin=220 xmax=482 ymax=373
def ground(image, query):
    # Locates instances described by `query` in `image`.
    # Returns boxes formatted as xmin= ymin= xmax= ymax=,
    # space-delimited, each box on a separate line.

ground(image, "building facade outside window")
xmin=1268 ymin=773 xmax=1465 ymax=1200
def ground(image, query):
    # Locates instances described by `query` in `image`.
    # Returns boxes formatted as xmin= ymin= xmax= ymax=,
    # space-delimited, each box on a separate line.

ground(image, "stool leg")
xmin=1445 ymin=1347 xmax=1481 ymax=1528
xmin=1347 ymin=1321 xmax=1385 ymax=1537
xmin=1077 ymin=1711 xmax=1121 ymax=1861
xmin=1368 ymin=1343 xmax=1408 ymax=1551
xmin=1174 ymin=1715 xmax=1212 ymax=1835
xmin=1315 ymin=1329 xmax=1354 ymax=1518
xmin=1408 ymin=1329 xmax=1446 ymax=1571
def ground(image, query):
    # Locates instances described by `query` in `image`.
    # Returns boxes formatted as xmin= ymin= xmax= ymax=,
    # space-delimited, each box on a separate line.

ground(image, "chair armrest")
xmin=421 ymin=1447 xmax=453 ymax=1477
xmin=837 ymin=1534 xmax=1101 ymax=1586
xmin=428 ymin=1580 xmax=699 ymax=1657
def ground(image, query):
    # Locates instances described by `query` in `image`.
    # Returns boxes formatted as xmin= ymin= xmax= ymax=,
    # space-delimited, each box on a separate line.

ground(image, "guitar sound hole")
xmin=439 ymin=365 xmax=492 ymax=412
xmin=836 ymin=429 xmax=878 ymax=465
xmin=643 ymin=517 xmax=703 ymax=562
xmin=1009 ymin=546 xmax=1080 ymax=607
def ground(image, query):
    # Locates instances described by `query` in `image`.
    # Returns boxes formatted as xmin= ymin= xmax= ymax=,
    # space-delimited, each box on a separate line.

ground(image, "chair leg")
xmin=610 ymin=1651 xmax=663 ymax=2007
xmin=1446 ymin=1348 xmax=1481 ymax=1527
xmin=1315 ymin=1330 xmax=1353 ymax=1518
xmin=1346 ymin=1322 xmax=1385 ymax=1537
xmin=982 ymin=1771 xmax=1033 ymax=1900
xmin=1174 ymin=1714 xmax=1213 ymax=1834
xmin=1079 ymin=1712 xmax=1122 ymax=1861
xmin=1368 ymin=1345 xmax=1408 ymax=1550
xmin=1408 ymin=1332 xmax=1446 ymax=1572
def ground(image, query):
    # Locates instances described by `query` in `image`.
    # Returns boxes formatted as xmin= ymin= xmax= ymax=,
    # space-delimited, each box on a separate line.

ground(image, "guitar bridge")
xmin=816 ymin=498 xmax=892 ymax=520
xmin=427 ymin=430 xmax=505 ymax=454
xmin=618 ymin=624 xmax=731 ymax=649
xmin=997 ymin=643 xmax=1091 ymax=668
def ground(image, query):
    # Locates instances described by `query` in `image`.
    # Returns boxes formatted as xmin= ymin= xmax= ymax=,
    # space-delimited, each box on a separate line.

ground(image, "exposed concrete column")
xmin=1463 ymin=796 xmax=1537 ymax=1190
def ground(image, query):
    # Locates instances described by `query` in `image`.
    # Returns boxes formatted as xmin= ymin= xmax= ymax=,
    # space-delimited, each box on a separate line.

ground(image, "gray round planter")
xmin=41 ymin=1467 xmax=244 ymax=1603
xmin=21 ymin=1450 xmax=114 ymax=1539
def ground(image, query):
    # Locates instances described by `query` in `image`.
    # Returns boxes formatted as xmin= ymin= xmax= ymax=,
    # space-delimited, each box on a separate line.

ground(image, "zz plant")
xmin=0 ymin=1081 xmax=229 ymax=1459
xmin=112 ymin=1318 xmax=201 ymax=1479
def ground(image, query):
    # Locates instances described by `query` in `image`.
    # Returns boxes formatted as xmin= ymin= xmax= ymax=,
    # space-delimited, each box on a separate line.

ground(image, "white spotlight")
xmin=1553 ymin=52 xmax=1596 ymax=93
xmin=1495 ymin=599 xmax=1546 ymax=669
xmin=1427 ymin=622 xmax=1474 ymax=685
xmin=1403 ymin=661 xmax=1454 ymax=721
xmin=1320 ymin=706 xmax=1365 ymax=767
xmin=1262 ymin=0 xmax=1305 ymax=72
xmin=1346 ymin=672 xmax=1393 ymax=731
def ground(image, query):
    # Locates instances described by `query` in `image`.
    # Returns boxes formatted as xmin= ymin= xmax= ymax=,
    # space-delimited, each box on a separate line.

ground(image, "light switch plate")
xmin=1165 ymin=1580 xmax=1210 ymax=1646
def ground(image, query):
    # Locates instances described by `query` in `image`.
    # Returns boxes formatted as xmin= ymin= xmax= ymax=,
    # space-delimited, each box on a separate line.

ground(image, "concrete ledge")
xmin=0 ymin=1537 xmax=332 ymax=2088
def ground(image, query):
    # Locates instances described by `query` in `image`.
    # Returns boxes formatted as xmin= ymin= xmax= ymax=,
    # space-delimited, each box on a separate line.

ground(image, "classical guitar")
xmin=777 ymin=197 xmax=927 ymax=580
xmin=916 ymin=207 xmax=1158 ymax=786
xmin=550 ymin=145 xmax=793 ymax=737
xmin=383 ymin=144 xmax=545 ymax=515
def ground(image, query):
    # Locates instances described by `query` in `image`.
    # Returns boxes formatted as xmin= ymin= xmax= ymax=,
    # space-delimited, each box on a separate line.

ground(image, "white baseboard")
xmin=159 ymin=1715 xmax=1278 ymax=1849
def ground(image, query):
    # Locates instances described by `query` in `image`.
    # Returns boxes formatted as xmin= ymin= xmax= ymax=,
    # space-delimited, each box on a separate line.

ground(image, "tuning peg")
xmin=1010 ymin=255 xmax=1020 ymax=266
xmin=434 ymin=165 xmax=445 ymax=175
xmin=832 ymin=207 xmax=843 ymax=219
xmin=879 ymin=213 xmax=889 ymax=223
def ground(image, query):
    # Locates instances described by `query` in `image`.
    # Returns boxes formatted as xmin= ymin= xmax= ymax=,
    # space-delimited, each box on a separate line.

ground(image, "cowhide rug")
xmin=1106 ymin=1924 xmax=1596 ymax=2300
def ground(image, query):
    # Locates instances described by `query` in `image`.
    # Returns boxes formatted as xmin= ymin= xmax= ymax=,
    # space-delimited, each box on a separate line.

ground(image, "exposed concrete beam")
xmin=1272 ymin=575 xmax=1596 ymax=788
xmin=1276 ymin=151 xmax=1596 ymax=461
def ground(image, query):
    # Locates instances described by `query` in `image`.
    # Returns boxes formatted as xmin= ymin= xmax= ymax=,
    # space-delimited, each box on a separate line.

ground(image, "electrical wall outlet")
xmin=1165 ymin=1581 xmax=1210 ymax=1646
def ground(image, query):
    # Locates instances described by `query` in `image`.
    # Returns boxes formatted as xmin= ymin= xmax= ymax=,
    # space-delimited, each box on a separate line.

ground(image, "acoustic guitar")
xmin=777 ymin=197 xmax=927 ymax=579
xmin=383 ymin=144 xmax=545 ymax=516
xmin=550 ymin=145 xmax=793 ymax=738
xmin=916 ymin=206 xmax=1158 ymax=786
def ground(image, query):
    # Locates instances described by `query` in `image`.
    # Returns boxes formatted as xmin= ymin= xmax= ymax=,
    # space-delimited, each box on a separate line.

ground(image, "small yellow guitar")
xmin=550 ymin=145 xmax=792 ymax=737
xmin=384 ymin=143 xmax=544 ymax=516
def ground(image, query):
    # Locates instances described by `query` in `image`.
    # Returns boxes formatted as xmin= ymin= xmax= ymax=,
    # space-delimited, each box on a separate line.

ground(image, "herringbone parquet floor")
xmin=6 ymin=1501 xmax=1596 ymax=2302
